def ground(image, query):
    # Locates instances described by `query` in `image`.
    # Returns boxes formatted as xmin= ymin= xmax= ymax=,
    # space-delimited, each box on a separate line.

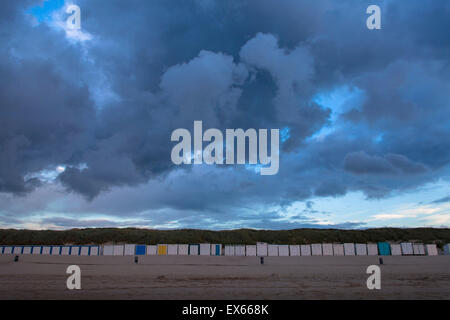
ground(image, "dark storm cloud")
xmin=57 ymin=0 xmax=450 ymax=200
xmin=39 ymin=217 xmax=150 ymax=228
xmin=344 ymin=151 xmax=428 ymax=175
xmin=30 ymin=210 xmax=365 ymax=230
xmin=242 ymin=220 xmax=367 ymax=230
xmin=0 ymin=41 xmax=95 ymax=194
xmin=0 ymin=214 xmax=22 ymax=226
xmin=1 ymin=0 xmax=450 ymax=228
xmin=431 ymin=196 xmax=450 ymax=204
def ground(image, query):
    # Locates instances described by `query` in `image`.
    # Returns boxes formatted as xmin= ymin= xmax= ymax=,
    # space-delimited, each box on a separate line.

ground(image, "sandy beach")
xmin=0 ymin=255 xmax=449 ymax=300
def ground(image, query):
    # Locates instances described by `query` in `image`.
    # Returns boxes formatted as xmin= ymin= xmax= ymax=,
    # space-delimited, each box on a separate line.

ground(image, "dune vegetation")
xmin=0 ymin=228 xmax=449 ymax=248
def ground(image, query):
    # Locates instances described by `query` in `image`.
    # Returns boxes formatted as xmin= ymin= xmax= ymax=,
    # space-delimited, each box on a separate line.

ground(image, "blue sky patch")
xmin=28 ymin=0 xmax=65 ymax=23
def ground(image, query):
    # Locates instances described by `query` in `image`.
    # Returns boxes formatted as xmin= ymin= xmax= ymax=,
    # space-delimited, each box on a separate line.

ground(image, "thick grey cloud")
xmin=1 ymin=0 xmax=450 ymax=228
xmin=39 ymin=217 xmax=149 ymax=228
xmin=344 ymin=151 xmax=428 ymax=175
xmin=0 ymin=44 xmax=95 ymax=194
xmin=239 ymin=33 xmax=329 ymax=149
xmin=431 ymin=196 xmax=450 ymax=204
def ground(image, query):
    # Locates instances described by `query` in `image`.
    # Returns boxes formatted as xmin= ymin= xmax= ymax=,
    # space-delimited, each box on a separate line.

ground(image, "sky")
xmin=0 ymin=0 xmax=450 ymax=230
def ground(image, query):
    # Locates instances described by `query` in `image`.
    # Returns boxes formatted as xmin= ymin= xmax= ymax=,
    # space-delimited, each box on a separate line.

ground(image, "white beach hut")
xmin=256 ymin=242 xmax=268 ymax=256
xmin=23 ymin=246 xmax=32 ymax=255
xmin=167 ymin=244 xmax=178 ymax=255
xmin=124 ymin=244 xmax=136 ymax=256
xmin=90 ymin=246 xmax=100 ymax=256
xmin=332 ymin=244 xmax=344 ymax=256
xmin=322 ymin=244 xmax=333 ymax=256
xmin=267 ymin=244 xmax=279 ymax=256
xmin=425 ymin=244 xmax=438 ymax=256
xmin=113 ymin=245 xmax=124 ymax=256
xmin=344 ymin=243 xmax=356 ymax=256
xmin=199 ymin=243 xmax=210 ymax=256
xmin=103 ymin=245 xmax=114 ymax=256
xmin=300 ymin=244 xmax=311 ymax=256
xmin=80 ymin=246 xmax=89 ymax=256
xmin=443 ymin=244 xmax=450 ymax=255
xmin=401 ymin=242 xmax=414 ymax=255
xmin=189 ymin=244 xmax=200 ymax=255
xmin=245 ymin=245 xmax=257 ymax=256
xmin=42 ymin=246 xmax=51 ymax=255
xmin=13 ymin=246 xmax=23 ymax=254
xmin=311 ymin=244 xmax=322 ymax=256
xmin=355 ymin=244 xmax=368 ymax=256
xmin=51 ymin=246 xmax=61 ymax=255
xmin=3 ymin=246 xmax=13 ymax=254
xmin=367 ymin=244 xmax=378 ymax=256
xmin=224 ymin=245 xmax=235 ymax=256
xmin=177 ymin=244 xmax=188 ymax=255
xmin=146 ymin=245 xmax=157 ymax=255
xmin=289 ymin=245 xmax=300 ymax=256
xmin=235 ymin=245 xmax=246 ymax=256
xmin=70 ymin=246 xmax=80 ymax=256
xmin=32 ymin=246 xmax=42 ymax=255
xmin=390 ymin=244 xmax=402 ymax=256
xmin=413 ymin=243 xmax=425 ymax=255
xmin=278 ymin=245 xmax=289 ymax=256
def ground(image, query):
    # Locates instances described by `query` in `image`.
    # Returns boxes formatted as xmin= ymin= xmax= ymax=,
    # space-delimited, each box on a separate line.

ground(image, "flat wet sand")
xmin=0 ymin=255 xmax=449 ymax=299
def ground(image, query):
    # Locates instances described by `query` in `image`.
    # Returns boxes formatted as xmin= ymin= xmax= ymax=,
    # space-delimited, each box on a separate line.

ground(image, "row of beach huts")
xmin=1 ymin=242 xmax=450 ymax=257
